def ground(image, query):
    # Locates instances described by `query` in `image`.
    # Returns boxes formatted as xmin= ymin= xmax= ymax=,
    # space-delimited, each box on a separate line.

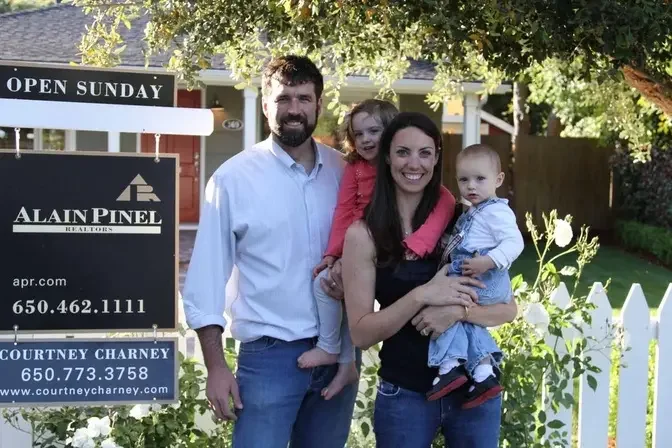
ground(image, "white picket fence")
xmin=1 ymin=282 xmax=670 ymax=447
xmin=542 ymin=282 xmax=672 ymax=448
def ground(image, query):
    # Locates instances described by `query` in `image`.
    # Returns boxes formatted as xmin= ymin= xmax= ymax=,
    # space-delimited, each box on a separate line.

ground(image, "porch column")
xmin=243 ymin=87 xmax=259 ymax=149
xmin=108 ymin=132 xmax=120 ymax=152
xmin=462 ymin=93 xmax=481 ymax=148
xmin=65 ymin=130 xmax=76 ymax=151
xmin=34 ymin=128 xmax=44 ymax=150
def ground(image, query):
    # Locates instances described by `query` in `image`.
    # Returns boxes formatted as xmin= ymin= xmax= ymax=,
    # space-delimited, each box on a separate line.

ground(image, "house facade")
xmin=0 ymin=4 xmax=511 ymax=229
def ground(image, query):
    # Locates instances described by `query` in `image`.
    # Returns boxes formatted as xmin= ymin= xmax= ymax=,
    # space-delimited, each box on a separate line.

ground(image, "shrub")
xmin=611 ymin=145 xmax=672 ymax=229
xmin=3 ymin=350 xmax=236 ymax=448
xmin=615 ymin=220 xmax=672 ymax=267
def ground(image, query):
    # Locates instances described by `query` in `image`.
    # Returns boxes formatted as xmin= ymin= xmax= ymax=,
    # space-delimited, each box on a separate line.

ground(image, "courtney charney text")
xmin=0 ymin=347 xmax=170 ymax=362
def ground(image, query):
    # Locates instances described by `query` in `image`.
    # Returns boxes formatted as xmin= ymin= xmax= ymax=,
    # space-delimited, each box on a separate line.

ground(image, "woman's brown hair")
xmin=340 ymin=99 xmax=399 ymax=163
xmin=364 ymin=112 xmax=444 ymax=268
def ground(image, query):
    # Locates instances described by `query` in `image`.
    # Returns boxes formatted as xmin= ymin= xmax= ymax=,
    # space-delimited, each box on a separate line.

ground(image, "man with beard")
xmin=182 ymin=55 xmax=357 ymax=447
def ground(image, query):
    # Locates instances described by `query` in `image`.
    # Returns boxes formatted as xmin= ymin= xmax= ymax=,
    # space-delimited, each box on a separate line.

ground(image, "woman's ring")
xmin=331 ymin=281 xmax=337 ymax=288
xmin=421 ymin=328 xmax=429 ymax=336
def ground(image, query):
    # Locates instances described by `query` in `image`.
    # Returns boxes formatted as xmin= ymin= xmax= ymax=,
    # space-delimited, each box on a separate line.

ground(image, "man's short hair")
xmin=261 ymin=55 xmax=324 ymax=99
xmin=458 ymin=143 xmax=502 ymax=172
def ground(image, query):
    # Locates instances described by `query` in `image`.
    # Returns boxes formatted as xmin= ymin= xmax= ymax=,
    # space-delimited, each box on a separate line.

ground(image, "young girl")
xmin=297 ymin=99 xmax=456 ymax=399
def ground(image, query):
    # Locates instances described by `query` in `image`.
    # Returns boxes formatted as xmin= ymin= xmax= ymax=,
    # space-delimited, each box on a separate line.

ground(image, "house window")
xmin=0 ymin=127 xmax=34 ymax=150
xmin=42 ymin=129 xmax=65 ymax=151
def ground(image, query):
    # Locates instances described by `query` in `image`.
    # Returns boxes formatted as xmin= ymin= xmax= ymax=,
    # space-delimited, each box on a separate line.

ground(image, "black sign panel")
xmin=0 ymin=64 xmax=175 ymax=107
xmin=0 ymin=151 xmax=178 ymax=332
xmin=0 ymin=339 xmax=178 ymax=407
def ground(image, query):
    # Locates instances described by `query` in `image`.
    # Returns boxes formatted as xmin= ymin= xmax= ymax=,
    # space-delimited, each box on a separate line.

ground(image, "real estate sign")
xmin=0 ymin=63 xmax=176 ymax=107
xmin=0 ymin=151 xmax=179 ymax=333
xmin=0 ymin=339 xmax=178 ymax=406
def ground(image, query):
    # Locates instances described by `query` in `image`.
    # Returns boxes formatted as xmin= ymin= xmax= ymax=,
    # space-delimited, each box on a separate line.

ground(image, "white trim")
xmin=179 ymin=223 xmax=199 ymax=231
xmin=64 ymin=130 xmax=76 ymax=151
xmin=107 ymin=132 xmax=120 ymax=152
xmin=462 ymin=93 xmax=481 ymax=148
xmin=0 ymin=98 xmax=214 ymax=136
xmin=34 ymin=127 xmax=43 ymax=150
xmin=480 ymin=111 xmax=514 ymax=135
xmin=135 ymin=133 xmax=141 ymax=153
xmin=243 ymin=87 xmax=259 ymax=149
xmin=200 ymin=88 xmax=207 ymax=218
xmin=461 ymin=82 xmax=511 ymax=94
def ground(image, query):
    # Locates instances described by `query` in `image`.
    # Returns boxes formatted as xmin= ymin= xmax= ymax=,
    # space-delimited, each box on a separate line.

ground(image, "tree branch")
xmin=621 ymin=64 xmax=672 ymax=118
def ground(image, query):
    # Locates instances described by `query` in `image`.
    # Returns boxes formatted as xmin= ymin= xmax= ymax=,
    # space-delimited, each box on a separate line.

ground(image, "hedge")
xmin=615 ymin=220 xmax=672 ymax=267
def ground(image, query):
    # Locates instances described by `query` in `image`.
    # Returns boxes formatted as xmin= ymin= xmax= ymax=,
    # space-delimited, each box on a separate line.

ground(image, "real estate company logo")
xmin=11 ymin=174 xmax=163 ymax=235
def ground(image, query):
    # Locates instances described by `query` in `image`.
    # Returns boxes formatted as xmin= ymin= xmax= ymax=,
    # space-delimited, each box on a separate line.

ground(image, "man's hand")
xmin=320 ymin=259 xmax=344 ymax=300
xmin=462 ymin=255 xmax=495 ymax=277
xmin=313 ymin=255 xmax=337 ymax=278
xmin=411 ymin=305 xmax=468 ymax=339
xmin=206 ymin=364 xmax=243 ymax=421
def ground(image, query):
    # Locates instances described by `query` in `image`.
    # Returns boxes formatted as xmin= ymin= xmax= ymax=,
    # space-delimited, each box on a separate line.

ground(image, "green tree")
xmin=0 ymin=0 xmax=54 ymax=14
xmin=72 ymin=0 xmax=671 ymax=148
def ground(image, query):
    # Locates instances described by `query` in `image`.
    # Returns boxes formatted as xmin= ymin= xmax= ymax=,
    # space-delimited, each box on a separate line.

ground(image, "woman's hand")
xmin=411 ymin=305 xmax=466 ymax=339
xmin=321 ymin=259 xmax=344 ymax=300
xmin=420 ymin=265 xmax=485 ymax=307
xmin=313 ymin=255 xmax=337 ymax=278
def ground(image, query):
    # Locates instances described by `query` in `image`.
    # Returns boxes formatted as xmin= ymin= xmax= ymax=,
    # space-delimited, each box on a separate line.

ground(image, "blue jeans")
xmin=428 ymin=321 xmax=503 ymax=374
xmin=373 ymin=378 xmax=501 ymax=448
xmin=233 ymin=336 xmax=359 ymax=448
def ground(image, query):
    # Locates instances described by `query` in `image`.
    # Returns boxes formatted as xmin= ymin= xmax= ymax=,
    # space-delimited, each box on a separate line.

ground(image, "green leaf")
xmin=361 ymin=421 xmax=370 ymax=437
xmin=548 ymin=419 xmax=564 ymax=429
xmin=545 ymin=262 xmax=557 ymax=274
xmin=511 ymin=274 xmax=524 ymax=291
xmin=113 ymin=44 xmax=127 ymax=55
xmin=587 ymin=375 xmax=598 ymax=391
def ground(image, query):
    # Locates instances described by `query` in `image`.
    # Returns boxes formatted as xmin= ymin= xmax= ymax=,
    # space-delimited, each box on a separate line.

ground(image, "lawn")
xmin=510 ymin=243 xmax=671 ymax=312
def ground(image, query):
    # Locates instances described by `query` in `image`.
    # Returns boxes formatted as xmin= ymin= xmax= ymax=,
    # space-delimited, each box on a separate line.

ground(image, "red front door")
xmin=142 ymin=89 xmax=201 ymax=223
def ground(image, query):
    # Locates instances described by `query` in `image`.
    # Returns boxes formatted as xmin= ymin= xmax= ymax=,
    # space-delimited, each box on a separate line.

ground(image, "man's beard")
xmin=270 ymin=113 xmax=317 ymax=148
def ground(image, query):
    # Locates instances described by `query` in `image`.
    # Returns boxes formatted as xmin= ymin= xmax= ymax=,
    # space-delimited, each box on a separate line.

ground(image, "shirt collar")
xmin=263 ymin=135 xmax=324 ymax=175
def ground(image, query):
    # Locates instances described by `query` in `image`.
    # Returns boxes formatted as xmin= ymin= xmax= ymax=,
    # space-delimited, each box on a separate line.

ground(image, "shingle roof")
xmin=0 ymin=4 xmax=437 ymax=80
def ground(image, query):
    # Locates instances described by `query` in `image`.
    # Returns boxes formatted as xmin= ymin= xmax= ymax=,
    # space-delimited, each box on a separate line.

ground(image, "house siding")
xmin=204 ymin=86 xmax=244 ymax=181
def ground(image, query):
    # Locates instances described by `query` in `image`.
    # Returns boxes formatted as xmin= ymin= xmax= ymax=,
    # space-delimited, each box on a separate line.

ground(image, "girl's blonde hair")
xmin=341 ymin=99 xmax=399 ymax=163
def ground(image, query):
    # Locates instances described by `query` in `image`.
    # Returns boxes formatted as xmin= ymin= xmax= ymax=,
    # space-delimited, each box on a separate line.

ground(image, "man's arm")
xmin=197 ymin=326 xmax=227 ymax=369
xmin=182 ymin=174 xmax=242 ymax=420
xmin=182 ymin=174 xmax=236 ymax=367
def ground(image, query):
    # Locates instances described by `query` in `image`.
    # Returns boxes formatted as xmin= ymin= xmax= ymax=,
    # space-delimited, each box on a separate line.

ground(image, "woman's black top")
xmin=375 ymin=258 xmax=440 ymax=393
